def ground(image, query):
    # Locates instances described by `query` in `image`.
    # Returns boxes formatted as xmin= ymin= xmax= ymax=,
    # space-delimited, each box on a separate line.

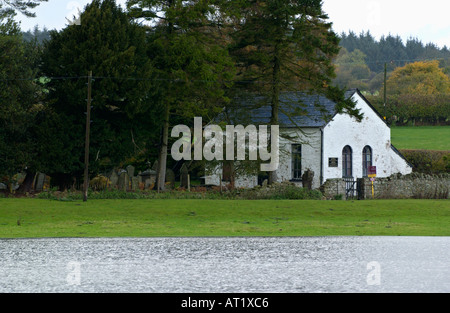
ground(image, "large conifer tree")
xmin=0 ymin=0 xmax=47 ymax=17
xmin=224 ymin=0 xmax=361 ymax=183
xmin=127 ymin=0 xmax=234 ymax=191
xmin=40 ymin=0 xmax=156 ymax=189
xmin=0 ymin=12 xmax=41 ymax=189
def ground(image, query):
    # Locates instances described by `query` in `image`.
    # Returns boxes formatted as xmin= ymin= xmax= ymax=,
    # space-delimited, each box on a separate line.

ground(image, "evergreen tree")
xmin=337 ymin=31 xmax=450 ymax=95
xmin=405 ymin=37 xmax=425 ymax=61
xmin=127 ymin=0 xmax=235 ymax=191
xmin=0 ymin=12 xmax=41 ymax=190
xmin=40 ymin=0 xmax=157 ymax=189
xmin=0 ymin=0 xmax=48 ymax=17
xmin=223 ymin=0 xmax=360 ymax=183
xmin=334 ymin=48 xmax=371 ymax=90
xmin=22 ymin=25 xmax=51 ymax=43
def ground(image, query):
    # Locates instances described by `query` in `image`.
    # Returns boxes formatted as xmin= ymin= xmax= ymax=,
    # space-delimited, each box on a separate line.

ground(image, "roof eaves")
xmin=353 ymin=89 xmax=389 ymax=127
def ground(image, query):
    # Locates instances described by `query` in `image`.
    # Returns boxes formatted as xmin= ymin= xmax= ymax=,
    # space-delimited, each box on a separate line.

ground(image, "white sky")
xmin=14 ymin=0 xmax=450 ymax=48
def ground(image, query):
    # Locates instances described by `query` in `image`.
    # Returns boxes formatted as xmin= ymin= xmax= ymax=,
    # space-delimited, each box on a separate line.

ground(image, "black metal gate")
xmin=344 ymin=178 xmax=358 ymax=200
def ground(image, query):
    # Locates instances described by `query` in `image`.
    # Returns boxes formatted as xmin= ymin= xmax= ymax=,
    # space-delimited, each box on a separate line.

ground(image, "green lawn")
xmin=0 ymin=198 xmax=449 ymax=238
xmin=391 ymin=126 xmax=450 ymax=151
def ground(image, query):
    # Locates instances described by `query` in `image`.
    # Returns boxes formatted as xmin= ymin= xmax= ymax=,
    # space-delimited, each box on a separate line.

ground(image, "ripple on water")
xmin=0 ymin=237 xmax=449 ymax=293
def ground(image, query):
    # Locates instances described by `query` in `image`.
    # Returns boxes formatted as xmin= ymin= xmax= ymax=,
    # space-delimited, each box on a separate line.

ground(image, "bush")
xmin=33 ymin=182 xmax=323 ymax=201
xmin=400 ymin=150 xmax=450 ymax=174
xmin=368 ymin=94 xmax=450 ymax=126
xmin=237 ymin=182 xmax=323 ymax=200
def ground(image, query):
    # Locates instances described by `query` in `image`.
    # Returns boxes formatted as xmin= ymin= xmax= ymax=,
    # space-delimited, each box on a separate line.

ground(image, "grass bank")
xmin=391 ymin=126 xmax=450 ymax=150
xmin=0 ymin=199 xmax=449 ymax=238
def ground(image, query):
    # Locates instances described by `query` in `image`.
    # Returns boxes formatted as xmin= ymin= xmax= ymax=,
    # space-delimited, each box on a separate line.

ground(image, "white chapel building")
xmin=205 ymin=89 xmax=413 ymax=189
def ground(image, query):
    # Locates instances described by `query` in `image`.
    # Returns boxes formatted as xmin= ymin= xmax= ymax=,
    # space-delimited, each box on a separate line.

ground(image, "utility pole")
xmin=83 ymin=71 xmax=93 ymax=202
xmin=384 ymin=63 xmax=387 ymax=121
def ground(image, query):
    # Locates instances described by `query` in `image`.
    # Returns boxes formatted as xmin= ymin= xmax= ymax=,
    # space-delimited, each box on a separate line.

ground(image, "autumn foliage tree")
xmin=386 ymin=61 xmax=450 ymax=96
xmin=369 ymin=61 xmax=450 ymax=125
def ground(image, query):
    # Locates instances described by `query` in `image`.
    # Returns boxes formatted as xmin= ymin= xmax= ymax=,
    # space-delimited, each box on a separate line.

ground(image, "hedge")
xmin=400 ymin=149 xmax=450 ymax=174
xmin=369 ymin=94 xmax=450 ymax=126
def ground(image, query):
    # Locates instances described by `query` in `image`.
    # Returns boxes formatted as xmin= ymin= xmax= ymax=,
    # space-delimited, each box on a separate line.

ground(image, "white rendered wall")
xmin=204 ymin=128 xmax=322 ymax=189
xmin=204 ymin=165 xmax=258 ymax=188
xmin=277 ymin=128 xmax=322 ymax=189
xmin=206 ymin=92 xmax=412 ymax=188
xmin=390 ymin=148 xmax=413 ymax=176
xmin=322 ymin=92 xmax=411 ymax=181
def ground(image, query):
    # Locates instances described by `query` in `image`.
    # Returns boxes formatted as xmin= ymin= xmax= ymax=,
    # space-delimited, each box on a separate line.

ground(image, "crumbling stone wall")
xmin=359 ymin=173 xmax=449 ymax=199
xmin=321 ymin=173 xmax=450 ymax=200
xmin=320 ymin=179 xmax=347 ymax=200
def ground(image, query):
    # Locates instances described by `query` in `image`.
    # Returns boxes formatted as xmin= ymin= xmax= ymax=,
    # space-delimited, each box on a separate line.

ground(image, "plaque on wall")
xmin=328 ymin=158 xmax=338 ymax=167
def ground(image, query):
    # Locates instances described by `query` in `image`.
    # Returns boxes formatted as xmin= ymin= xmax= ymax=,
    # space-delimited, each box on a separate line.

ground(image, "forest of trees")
xmin=24 ymin=28 xmax=450 ymax=98
xmin=334 ymin=31 xmax=450 ymax=93
xmin=1 ymin=0 xmax=360 ymax=192
xmin=334 ymin=31 xmax=450 ymax=126
xmin=1 ymin=0 xmax=449 ymax=192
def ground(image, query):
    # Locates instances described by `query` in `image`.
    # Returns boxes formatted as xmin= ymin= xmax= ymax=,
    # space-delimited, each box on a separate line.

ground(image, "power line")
xmin=1 ymin=54 xmax=449 ymax=82
xmin=335 ymin=56 xmax=450 ymax=66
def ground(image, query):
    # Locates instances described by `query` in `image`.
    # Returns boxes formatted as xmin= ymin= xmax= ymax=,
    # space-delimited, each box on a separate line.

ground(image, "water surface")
xmin=0 ymin=237 xmax=448 ymax=293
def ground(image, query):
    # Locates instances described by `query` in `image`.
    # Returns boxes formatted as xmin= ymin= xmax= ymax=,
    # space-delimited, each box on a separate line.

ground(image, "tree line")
xmin=334 ymin=31 xmax=450 ymax=126
xmin=1 ymin=0 xmax=448 ymax=193
xmin=1 ymin=0 xmax=361 ymax=192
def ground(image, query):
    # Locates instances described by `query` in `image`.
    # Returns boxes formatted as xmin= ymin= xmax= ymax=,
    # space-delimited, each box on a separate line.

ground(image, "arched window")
xmin=342 ymin=146 xmax=353 ymax=178
xmin=291 ymin=144 xmax=302 ymax=180
xmin=362 ymin=146 xmax=373 ymax=177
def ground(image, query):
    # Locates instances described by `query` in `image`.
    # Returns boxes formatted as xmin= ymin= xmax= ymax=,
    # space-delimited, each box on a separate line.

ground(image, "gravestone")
xmin=118 ymin=171 xmax=129 ymax=191
xmin=109 ymin=171 xmax=119 ymax=189
xmin=139 ymin=167 xmax=157 ymax=190
xmin=262 ymin=179 xmax=268 ymax=188
xmin=131 ymin=177 xmax=139 ymax=191
xmin=180 ymin=164 xmax=189 ymax=188
xmin=302 ymin=169 xmax=314 ymax=190
xmin=35 ymin=173 xmax=46 ymax=191
xmin=43 ymin=175 xmax=51 ymax=191
xmin=126 ymin=165 xmax=135 ymax=178
xmin=166 ymin=169 xmax=175 ymax=190
xmin=145 ymin=178 xmax=154 ymax=190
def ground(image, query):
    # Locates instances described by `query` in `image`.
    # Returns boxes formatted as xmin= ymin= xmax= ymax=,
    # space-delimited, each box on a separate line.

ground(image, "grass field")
xmin=391 ymin=126 xmax=450 ymax=151
xmin=0 ymin=198 xmax=449 ymax=238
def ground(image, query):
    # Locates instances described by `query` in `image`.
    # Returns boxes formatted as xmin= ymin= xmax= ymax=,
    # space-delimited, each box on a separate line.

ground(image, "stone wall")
xmin=320 ymin=179 xmax=347 ymax=200
xmin=359 ymin=173 xmax=450 ymax=200
xmin=321 ymin=173 xmax=450 ymax=200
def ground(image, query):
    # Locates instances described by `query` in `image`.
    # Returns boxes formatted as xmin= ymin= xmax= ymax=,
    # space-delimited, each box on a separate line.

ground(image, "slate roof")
xmin=216 ymin=90 xmax=359 ymax=128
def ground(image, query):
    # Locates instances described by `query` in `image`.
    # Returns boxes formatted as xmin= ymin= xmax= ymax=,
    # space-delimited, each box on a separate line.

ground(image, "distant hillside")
xmin=22 ymin=26 xmax=51 ymax=43
xmin=334 ymin=31 xmax=450 ymax=95
xmin=338 ymin=31 xmax=450 ymax=73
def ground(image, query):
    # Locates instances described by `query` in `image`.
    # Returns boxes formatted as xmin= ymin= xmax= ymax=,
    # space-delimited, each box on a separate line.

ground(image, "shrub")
xmin=368 ymin=94 xmax=450 ymax=126
xmin=400 ymin=150 xmax=450 ymax=174
xmin=32 ymin=182 xmax=324 ymax=201
xmin=238 ymin=182 xmax=323 ymax=200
